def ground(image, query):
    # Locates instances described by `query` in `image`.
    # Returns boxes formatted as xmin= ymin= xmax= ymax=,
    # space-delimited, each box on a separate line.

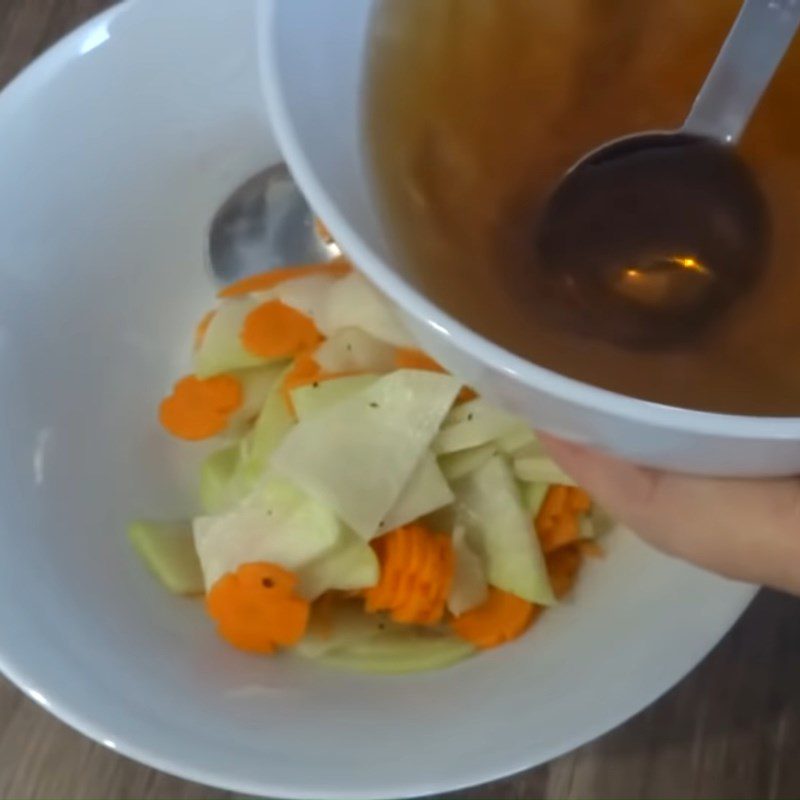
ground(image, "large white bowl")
xmin=0 ymin=1 xmax=754 ymax=798
xmin=262 ymin=0 xmax=800 ymax=477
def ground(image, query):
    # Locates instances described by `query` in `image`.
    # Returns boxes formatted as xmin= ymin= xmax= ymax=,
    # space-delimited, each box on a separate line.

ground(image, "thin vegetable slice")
xmin=217 ymin=258 xmax=351 ymax=298
xmin=159 ymin=374 xmax=243 ymax=441
xmin=128 ymin=520 xmax=204 ymax=596
xmin=206 ymin=562 xmax=309 ymax=653
xmin=455 ymin=455 xmax=554 ymax=605
xmin=452 ymin=587 xmax=538 ymax=649
xmin=241 ymin=299 xmax=321 ymax=358
xmin=271 ymin=370 xmax=460 ymax=538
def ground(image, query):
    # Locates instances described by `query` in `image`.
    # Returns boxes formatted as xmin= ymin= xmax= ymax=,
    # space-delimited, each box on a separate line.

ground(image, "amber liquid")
xmin=366 ymin=0 xmax=800 ymax=415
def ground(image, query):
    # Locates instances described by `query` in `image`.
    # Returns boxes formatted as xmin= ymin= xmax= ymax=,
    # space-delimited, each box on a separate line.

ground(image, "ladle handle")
xmin=684 ymin=0 xmax=800 ymax=144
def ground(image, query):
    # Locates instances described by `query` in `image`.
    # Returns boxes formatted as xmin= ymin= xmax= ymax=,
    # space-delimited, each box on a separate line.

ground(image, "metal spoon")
xmin=534 ymin=0 xmax=800 ymax=347
xmin=208 ymin=162 xmax=338 ymax=286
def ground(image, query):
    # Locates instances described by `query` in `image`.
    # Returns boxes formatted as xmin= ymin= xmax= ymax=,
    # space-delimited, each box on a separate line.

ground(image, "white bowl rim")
xmin=260 ymin=0 xmax=800 ymax=442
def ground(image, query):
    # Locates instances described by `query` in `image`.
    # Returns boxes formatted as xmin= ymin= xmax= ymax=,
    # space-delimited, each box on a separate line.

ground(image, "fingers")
xmin=538 ymin=433 xmax=800 ymax=594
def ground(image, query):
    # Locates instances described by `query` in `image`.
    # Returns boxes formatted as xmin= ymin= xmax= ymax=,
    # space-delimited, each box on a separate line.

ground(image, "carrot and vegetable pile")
xmin=129 ymin=252 xmax=610 ymax=673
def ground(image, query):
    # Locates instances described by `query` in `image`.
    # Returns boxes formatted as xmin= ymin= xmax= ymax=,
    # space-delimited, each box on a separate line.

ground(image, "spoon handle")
xmin=684 ymin=0 xmax=800 ymax=143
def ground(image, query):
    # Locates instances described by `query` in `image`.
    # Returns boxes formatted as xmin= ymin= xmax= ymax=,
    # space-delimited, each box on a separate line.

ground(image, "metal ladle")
xmin=534 ymin=0 xmax=800 ymax=347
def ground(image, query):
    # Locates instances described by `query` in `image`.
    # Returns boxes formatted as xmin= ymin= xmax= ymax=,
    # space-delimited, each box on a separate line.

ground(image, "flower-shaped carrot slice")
xmin=206 ymin=562 xmax=310 ymax=654
xmin=451 ymin=588 xmax=539 ymax=649
xmin=241 ymin=299 xmax=322 ymax=358
xmin=159 ymin=374 xmax=243 ymax=441
xmin=365 ymin=525 xmax=455 ymax=625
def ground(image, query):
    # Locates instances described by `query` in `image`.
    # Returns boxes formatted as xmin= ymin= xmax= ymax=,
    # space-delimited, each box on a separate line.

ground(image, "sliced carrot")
xmin=395 ymin=348 xmax=446 ymax=373
xmin=241 ymin=299 xmax=321 ymax=358
xmin=569 ymin=487 xmax=593 ymax=513
xmin=206 ymin=562 xmax=310 ymax=654
xmin=217 ymin=257 xmax=352 ymax=298
xmin=452 ymin=588 xmax=539 ymax=649
xmin=364 ymin=525 xmax=454 ymax=626
xmin=394 ymin=348 xmax=478 ymax=403
xmin=535 ymin=485 xmax=571 ymax=533
xmin=159 ymin=374 xmax=242 ymax=441
xmin=578 ymin=540 xmax=605 ymax=559
xmin=538 ymin=515 xmax=581 ymax=554
xmin=546 ymin=546 xmax=583 ymax=599
xmin=194 ymin=310 xmax=216 ymax=351
xmin=279 ymin=351 xmax=361 ymax=416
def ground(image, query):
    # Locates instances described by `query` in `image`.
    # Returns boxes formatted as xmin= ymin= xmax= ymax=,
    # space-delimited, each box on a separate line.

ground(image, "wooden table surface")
xmin=2 ymin=2 xmax=800 ymax=798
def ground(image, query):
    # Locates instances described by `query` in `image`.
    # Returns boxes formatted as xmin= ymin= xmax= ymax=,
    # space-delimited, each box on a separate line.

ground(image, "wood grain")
xmin=1 ymin=2 xmax=799 ymax=798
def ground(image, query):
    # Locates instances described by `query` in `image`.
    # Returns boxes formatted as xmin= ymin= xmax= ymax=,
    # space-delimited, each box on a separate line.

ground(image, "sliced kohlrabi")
xmin=193 ymin=475 xmax=341 ymax=590
xmin=377 ymin=450 xmax=453 ymax=535
xmin=268 ymin=272 xmax=339 ymax=322
xmin=232 ymin=364 xmax=286 ymax=424
xmin=455 ymin=455 xmax=554 ymax=605
xmin=317 ymin=630 xmax=474 ymax=674
xmin=128 ymin=520 xmax=204 ymax=595
xmin=319 ymin=272 xmax=415 ymax=347
xmin=496 ymin=426 xmax=539 ymax=456
xmin=271 ymin=370 xmax=460 ymax=538
xmin=513 ymin=455 xmax=576 ymax=486
xmin=193 ymin=298 xmax=272 ymax=378
xmin=297 ymin=529 xmax=379 ymax=600
xmin=433 ymin=399 xmax=524 ymax=455
xmin=438 ymin=442 xmax=497 ymax=482
xmin=521 ymin=481 xmax=549 ymax=515
xmin=291 ymin=374 xmax=380 ymax=421
xmin=448 ymin=525 xmax=488 ymax=616
xmin=313 ymin=326 xmax=396 ymax=374
xmin=199 ymin=444 xmax=240 ymax=514
xmin=296 ymin=600 xmax=386 ymax=658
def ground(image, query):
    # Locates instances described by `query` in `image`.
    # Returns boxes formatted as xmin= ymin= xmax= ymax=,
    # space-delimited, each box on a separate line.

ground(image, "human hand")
xmin=540 ymin=434 xmax=800 ymax=595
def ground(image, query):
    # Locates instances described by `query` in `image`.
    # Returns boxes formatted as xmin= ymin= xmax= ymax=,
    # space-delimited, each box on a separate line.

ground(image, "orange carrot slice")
xmin=452 ymin=588 xmax=539 ymax=649
xmin=365 ymin=525 xmax=454 ymax=625
xmin=159 ymin=374 xmax=242 ymax=441
xmin=217 ymin=258 xmax=352 ymax=298
xmin=578 ymin=540 xmax=605 ymax=559
xmin=546 ymin=546 xmax=583 ymax=599
xmin=241 ymin=299 xmax=321 ymax=358
xmin=206 ymin=562 xmax=310 ymax=654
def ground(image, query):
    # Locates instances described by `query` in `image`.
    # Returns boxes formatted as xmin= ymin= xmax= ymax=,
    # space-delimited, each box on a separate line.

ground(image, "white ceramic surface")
xmin=261 ymin=0 xmax=800 ymax=477
xmin=0 ymin=1 xmax=754 ymax=798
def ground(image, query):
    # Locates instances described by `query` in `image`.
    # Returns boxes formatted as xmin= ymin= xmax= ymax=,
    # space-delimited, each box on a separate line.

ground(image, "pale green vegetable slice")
xmin=521 ymin=481 xmax=549 ymax=515
xmin=193 ymin=298 xmax=271 ymax=378
xmin=319 ymin=272 xmax=414 ymax=347
xmin=128 ymin=520 xmax=204 ymax=595
xmin=448 ymin=525 xmax=488 ymax=615
xmin=313 ymin=326 xmax=396 ymax=374
xmin=270 ymin=272 xmax=338 ymax=321
xmin=433 ymin=399 xmax=523 ymax=454
xmin=318 ymin=631 xmax=474 ymax=674
xmin=439 ymin=442 xmax=497 ymax=482
xmin=496 ymin=426 xmax=539 ymax=456
xmin=455 ymin=455 xmax=554 ymax=605
xmin=377 ymin=450 xmax=453 ymax=535
xmin=199 ymin=444 xmax=240 ymax=514
xmin=297 ymin=530 xmax=379 ymax=600
xmin=513 ymin=455 xmax=576 ymax=486
xmin=291 ymin=374 xmax=380 ymax=420
xmin=241 ymin=363 xmax=295 ymax=478
xmin=296 ymin=601 xmax=386 ymax=658
xmin=233 ymin=364 xmax=286 ymax=423
xmin=272 ymin=370 xmax=461 ymax=538
xmin=193 ymin=475 xmax=341 ymax=590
